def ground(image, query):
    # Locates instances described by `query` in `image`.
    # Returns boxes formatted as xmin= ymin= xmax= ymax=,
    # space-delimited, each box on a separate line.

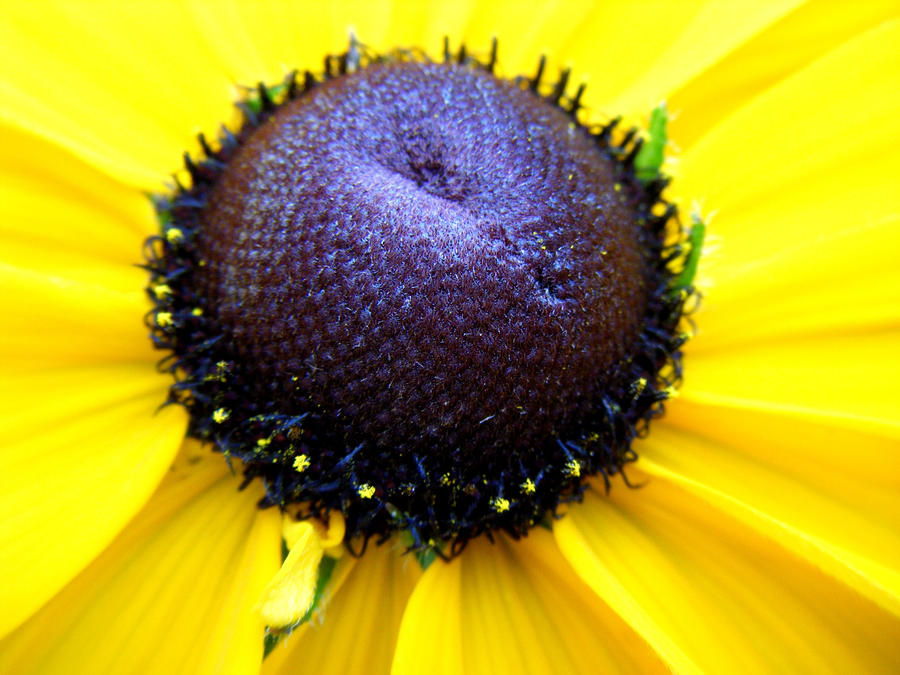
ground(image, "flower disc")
xmin=146 ymin=44 xmax=690 ymax=552
xmin=200 ymin=60 xmax=648 ymax=455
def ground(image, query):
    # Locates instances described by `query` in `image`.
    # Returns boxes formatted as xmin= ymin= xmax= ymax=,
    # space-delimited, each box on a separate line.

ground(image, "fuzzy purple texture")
xmin=197 ymin=61 xmax=648 ymax=457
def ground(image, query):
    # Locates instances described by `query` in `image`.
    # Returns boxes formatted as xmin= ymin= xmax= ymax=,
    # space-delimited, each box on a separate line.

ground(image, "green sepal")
xmin=155 ymin=206 xmax=173 ymax=227
xmin=634 ymin=103 xmax=668 ymax=183
xmin=672 ymin=214 xmax=706 ymax=291
xmin=414 ymin=546 xmax=438 ymax=571
xmin=393 ymin=521 xmax=441 ymax=571
xmin=245 ymin=83 xmax=288 ymax=115
xmin=263 ymin=632 xmax=281 ymax=658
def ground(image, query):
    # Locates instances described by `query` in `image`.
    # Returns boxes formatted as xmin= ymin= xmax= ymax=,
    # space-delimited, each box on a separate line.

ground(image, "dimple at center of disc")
xmin=195 ymin=60 xmax=649 ymax=456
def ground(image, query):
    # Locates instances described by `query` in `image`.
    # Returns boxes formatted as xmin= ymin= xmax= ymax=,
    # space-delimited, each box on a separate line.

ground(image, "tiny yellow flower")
xmin=491 ymin=497 xmax=511 ymax=513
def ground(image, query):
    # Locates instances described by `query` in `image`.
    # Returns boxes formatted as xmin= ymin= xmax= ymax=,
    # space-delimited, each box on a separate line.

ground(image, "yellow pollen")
xmin=565 ymin=459 xmax=582 ymax=477
xmin=156 ymin=311 xmax=173 ymax=327
xmin=521 ymin=478 xmax=536 ymax=494
xmin=357 ymin=484 xmax=376 ymax=499
xmin=206 ymin=361 xmax=230 ymax=383
xmin=664 ymin=385 xmax=680 ymax=399
xmin=212 ymin=407 xmax=230 ymax=423
xmin=614 ymin=182 xmax=622 ymax=192
xmin=191 ymin=307 xmax=203 ymax=316
xmin=633 ymin=377 xmax=648 ymax=397
xmin=152 ymin=283 xmax=172 ymax=297
xmin=293 ymin=454 xmax=310 ymax=472
xmin=256 ymin=437 xmax=270 ymax=448
xmin=165 ymin=227 xmax=184 ymax=243
xmin=491 ymin=497 xmax=511 ymax=513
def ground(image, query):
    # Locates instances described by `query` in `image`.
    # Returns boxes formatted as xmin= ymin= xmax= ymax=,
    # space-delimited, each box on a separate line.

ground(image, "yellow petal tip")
xmin=257 ymin=523 xmax=323 ymax=628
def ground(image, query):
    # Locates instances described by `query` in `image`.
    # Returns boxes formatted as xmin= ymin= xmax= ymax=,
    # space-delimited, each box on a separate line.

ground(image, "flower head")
xmin=1 ymin=2 xmax=898 ymax=673
xmin=145 ymin=42 xmax=692 ymax=552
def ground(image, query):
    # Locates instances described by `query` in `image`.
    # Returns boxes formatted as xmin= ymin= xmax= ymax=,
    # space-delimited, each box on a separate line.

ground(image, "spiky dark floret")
xmin=143 ymin=38 xmax=697 ymax=558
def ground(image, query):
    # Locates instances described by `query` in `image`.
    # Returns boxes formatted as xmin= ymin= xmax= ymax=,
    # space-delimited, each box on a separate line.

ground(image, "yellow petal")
xmin=195 ymin=495 xmax=282 ymax=675
xmin=0 ymin=447 xmax=282 ymax=674
xmin=555 ymin=471 xmax=900 ymax=673
xmin=0 ymin=364 xmax=186 ymax=637
xmin=0 ymin=123 xmax=159 ymax=368
xmin=670 ymin=0 xmax=899 ymax=148
xmin=391 ymin=546 xmax=463 ymax=675
xmin=0 ymin=1 xmax=236 ymax=189
xmin=186 ymin=0 xmax=368 ymax=89
xmin=676 ymin=17 xmax=900 ymax=333
xmin=263 ymin=540 xmax=419 ymax=675
xmin=257 ymin=521 xmax=324 ymax=628
xmin=682 ymin=330 xmax=900 ymax=439
xmin=460 ymin=0 xmax=595 ymax=76
xmin=561 ymin=0 xmax=802 ymax=118
xmin=678 ymin=15 xmax=899 ymax=211
xmin=401 ymin=2 xmax=473 ymax=60
xmin=639 ymin=405 xmax=900 ymax=616
xmin=0 ymin=122 xmax=154 ymax=267
xmin=192 ymin=0 xmax=593 ymax=96
xmin=0 ymin=263 xmax=154 ymax=369
xmin=393 ymin=528 xmax=665 ymax=675
xmin=691 ymin=213 xmax=900 ymax=350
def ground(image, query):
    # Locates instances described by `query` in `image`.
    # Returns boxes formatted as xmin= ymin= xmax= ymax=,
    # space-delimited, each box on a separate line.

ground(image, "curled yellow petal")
xmin=259 ymin=511 xmax=346 ymax=628
xmin=257 ymin=522 xmax=323 ymax=628
xmin=315 ymin=510 xmax=346 ymax=551
xmin=282 ymin=510 xmax=345 ymax=552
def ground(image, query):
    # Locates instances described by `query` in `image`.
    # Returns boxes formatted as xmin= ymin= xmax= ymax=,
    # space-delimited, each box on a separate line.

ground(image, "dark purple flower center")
xmin=197 ymin=61 xmax=648 ymax=456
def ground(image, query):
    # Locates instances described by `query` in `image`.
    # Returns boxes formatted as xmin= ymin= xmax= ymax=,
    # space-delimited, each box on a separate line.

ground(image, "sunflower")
xmin=1 ymin=1 xmax=899 ymax=673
